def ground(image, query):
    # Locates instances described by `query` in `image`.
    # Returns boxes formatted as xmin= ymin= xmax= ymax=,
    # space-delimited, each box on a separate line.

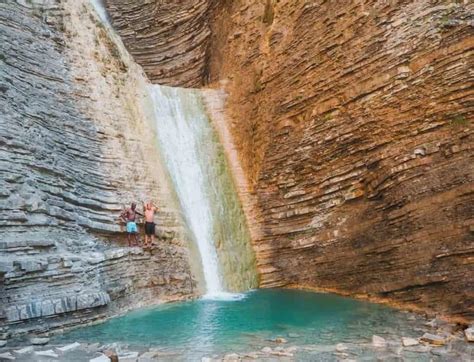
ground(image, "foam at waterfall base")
xmin=202 ymin=291 xmax=250 ymax=301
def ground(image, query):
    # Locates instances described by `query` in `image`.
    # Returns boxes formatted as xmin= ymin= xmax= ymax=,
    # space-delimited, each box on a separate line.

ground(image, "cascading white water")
xmin=149 ymin=85 xmax=225 ymax=296
xmin=89 ymin=0 xmax=257 ymax=298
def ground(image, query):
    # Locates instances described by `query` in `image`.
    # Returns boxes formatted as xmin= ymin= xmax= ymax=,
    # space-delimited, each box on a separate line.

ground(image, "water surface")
xmin=58 ymin=289 xmax=427 ymax=359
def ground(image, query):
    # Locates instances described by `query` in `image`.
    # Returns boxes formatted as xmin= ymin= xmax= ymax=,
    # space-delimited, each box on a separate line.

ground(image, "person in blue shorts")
xmin=120 ymin=202 xmax=143 ymax=246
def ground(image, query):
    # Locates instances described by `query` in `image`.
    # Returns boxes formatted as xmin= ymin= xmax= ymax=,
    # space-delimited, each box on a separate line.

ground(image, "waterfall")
xmin=149 ymin=86 xmax=258 ymax=298
xmin=88 ymin=0 xmax=258 ymax=298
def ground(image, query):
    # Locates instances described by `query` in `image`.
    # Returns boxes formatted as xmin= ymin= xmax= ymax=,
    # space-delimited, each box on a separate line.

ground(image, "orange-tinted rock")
xmin=105 ymin=0 xmax=219 ymax=87
xmin=208 ymin=1 xmax=473 ymax=321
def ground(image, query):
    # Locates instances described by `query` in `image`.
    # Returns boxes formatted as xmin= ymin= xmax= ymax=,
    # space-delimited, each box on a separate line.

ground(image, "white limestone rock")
xmin=31 ymin=337 xmax=50 ymax=345
xmin=372 ymin=335 xmax=387 ymax=348
xmin=402 ymin=337 xmax=419 ymax=347
xmin=464 ymin=327 xmax=474 ymax=342
xmin=90 ymin=354 xmax=111 ymax=362
xmin=57 ymin=342 xmax=81 ymax=352
xmin=0 ymin=352 xmax=15 ymax=360
xmin=35 ymin=350 xmax=59 ymax=358
xmin=13 ymin=346 xmax=34 ymax=354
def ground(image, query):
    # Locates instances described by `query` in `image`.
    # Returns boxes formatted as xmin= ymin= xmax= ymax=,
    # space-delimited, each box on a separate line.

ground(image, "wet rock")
xmin=335 ymin=343 xmax=348 ymax=352
xmin=0 ymin=352 xmax=15 ymax=360
xmin=90 ymin=354 xmax=111 ymax=362
xmin=57 ymin=342 xmax=81 ymax=352
xmin=30 ymin=337 xmax=50 ymax=345
xmin=104 ymin=350 xmax=118 ymax=362
xmin=261 ymin=346 xmax=272 ymax=354
xmin=35 ymin=350 xmax=59 ymax=358
xmin=274 ymin=337 xmax=287 ymax=344
xmin=223 ymin=353 xmax=240 ymax=361
xmin=420 ymin=333 xmax=447 ymax=346
xmin=464 ymin=327 xmax=474 ymax=342
xmin=118 ymin=351 xmax=139 ymax=362
xmin=138 ymin=351 xmax=158 ymax=361
xmin=402 ymin=337 xmax=419 ymax=347
xmin=372 ymin=335 xmax=387 ymax=348
xmin=0 ymin=340 xmax=6 ymax=348
xmin=13 ymin=346 xmax=34 ymax=355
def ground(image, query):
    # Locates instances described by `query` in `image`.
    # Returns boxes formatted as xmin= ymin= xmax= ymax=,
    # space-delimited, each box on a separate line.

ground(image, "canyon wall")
xmin=108 ymin=0 xmax=473 ymax=321
xmin=0 ymin=0 xmax=197 ymax=337
xmin=104 ymin=0 xmax=219 ymax=87
xmin=211 ymin=0 xmax=474 ymax=321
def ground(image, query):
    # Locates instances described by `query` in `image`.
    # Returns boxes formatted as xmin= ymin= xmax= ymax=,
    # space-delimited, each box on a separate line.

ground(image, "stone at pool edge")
xmin=402 ymin=337 xmax=420 ymax=347
xmin=420 ymin=333 xmax=447 ymax=346
xmin=372 ymin=335 xmax=387 ymax=348
xmin=30 ymin=337 xmax=50 ymax=345
xmin=465 ymin=327 xmax=474 ymax=342
xmin=56 ymin=342 xmax=81 ymax=352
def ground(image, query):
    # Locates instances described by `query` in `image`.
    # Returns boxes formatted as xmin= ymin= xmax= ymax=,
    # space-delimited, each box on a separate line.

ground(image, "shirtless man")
xmin=120 ymin=202 xmax=143 ymax=246
xmin=143 ymin=201 xmax=158 ymax=248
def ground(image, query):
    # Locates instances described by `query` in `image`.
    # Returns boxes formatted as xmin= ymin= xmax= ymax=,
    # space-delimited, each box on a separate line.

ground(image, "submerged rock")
xmin=335 ymin=343 xmax=348 ymax=352
xmin=261 ymin=346 xmax=272 ymax=354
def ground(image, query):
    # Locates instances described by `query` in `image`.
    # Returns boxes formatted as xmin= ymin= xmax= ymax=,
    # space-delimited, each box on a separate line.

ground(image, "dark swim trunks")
xmin=145 ymin=222 xmax=155 ymax=236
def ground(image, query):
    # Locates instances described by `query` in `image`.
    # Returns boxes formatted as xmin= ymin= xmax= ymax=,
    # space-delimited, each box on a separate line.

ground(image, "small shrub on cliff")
xmin=450 ymin=116 xmax=468 ymax=127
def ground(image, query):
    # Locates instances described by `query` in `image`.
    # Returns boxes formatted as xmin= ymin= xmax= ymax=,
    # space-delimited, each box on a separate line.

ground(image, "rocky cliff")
xmin=0 ymin=0 xmax=197 ymax=337
xmin=108 ymin=0 xmax=473 ymax=321
xmin=104 ymin=0 xmax=219 ymax=87
xmin=211 ymin=0 xmax=474 ymax=321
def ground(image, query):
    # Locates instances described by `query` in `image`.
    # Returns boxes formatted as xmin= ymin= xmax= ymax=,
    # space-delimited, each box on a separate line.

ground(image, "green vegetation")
xmin=450 ymin=115 xmax=468 ymax=127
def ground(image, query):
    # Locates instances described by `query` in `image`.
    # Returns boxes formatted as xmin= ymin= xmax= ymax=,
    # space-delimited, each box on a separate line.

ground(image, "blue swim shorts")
xmin=126 ymin=221 xmax=138 ymax=233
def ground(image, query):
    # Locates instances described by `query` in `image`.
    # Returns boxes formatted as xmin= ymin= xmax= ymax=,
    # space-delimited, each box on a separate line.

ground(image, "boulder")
xmin=0 ymin=340 xmax=6 ymax=348
xmin=274 ymin=337 xmax=287 ymax=344
xmin=261 ymin=347 xmax=272 ymax=354
xmin=335 ymin=343 xmax=347 ymax=352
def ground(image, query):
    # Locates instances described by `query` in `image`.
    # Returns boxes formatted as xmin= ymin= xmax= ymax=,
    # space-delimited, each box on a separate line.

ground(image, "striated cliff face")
xmin=0 ymin=0 xmax=197 ymax=337
xmin=104 ymin=0 xmax=219 ymax=87
xmin=209 ymin=0 xmax=474 ymax=321
xmin=108 ymin=0 xmax=473 ymax=320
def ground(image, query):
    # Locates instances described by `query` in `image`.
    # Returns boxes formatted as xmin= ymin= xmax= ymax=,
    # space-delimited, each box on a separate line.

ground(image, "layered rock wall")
xmin=104 ymin=0 xmax=219 ymax=87
xmin=209 ymin=0 xmax=473 ymax=320
xmin=0 ymin=0 xmax=196 ymax=337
